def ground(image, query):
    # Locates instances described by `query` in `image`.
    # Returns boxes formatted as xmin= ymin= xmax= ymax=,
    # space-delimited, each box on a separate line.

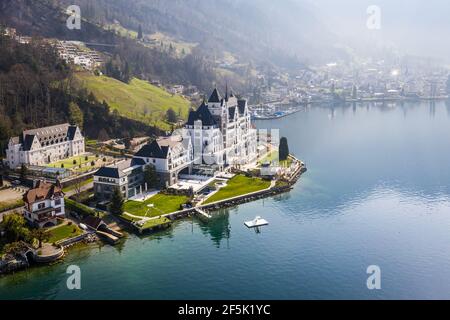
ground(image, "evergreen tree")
xmin=144 ymin=165 xmax=158 ymax=188
xmin=109 ymin=187 xmax=124 ymax=215
xmin=166 ymin=108 xmax=177 ymax=123
xmin=138 ymin=24 xmax=143 ymax=40
xmin=98 ymin=128 xmax=110 ymax=141
xmin=68 ymin=102 xmax=84 ymax=130
xmin=352 ymin=85 xmax=358 ymax=99
xmin=279 ymin=137 xmax=290 ymax=161
xmin=1 ymin=213 xmax=28 ymax=242
xmin=30 ymin=228 xmax=51 ymax=248
xmin=446 ymin=75 xmax=450 ymax=94
xmin=20 ymin=164 xmax=28 ymax=182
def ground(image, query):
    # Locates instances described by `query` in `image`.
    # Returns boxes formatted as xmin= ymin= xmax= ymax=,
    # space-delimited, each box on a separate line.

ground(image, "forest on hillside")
xmin=0 ymin=0 xmax=218 ymax=92
xmin=0 ymin=33 xmax=161 ymax=157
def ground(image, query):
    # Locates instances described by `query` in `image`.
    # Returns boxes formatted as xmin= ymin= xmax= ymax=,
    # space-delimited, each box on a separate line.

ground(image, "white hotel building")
xmin=5 ymin=123 xmax=85 ymax=169
xmin=185 ymin=87 xmax=258 ymax=169
xmin=93 ymin=88 xmax=258 ymax=197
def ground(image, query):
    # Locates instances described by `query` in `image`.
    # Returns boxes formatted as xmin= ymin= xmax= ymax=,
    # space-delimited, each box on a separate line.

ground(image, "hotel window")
xmin=38 ymin=203 xmax=45 ymax=210
xmin=55 ymin=199 xmax=61 ymax=206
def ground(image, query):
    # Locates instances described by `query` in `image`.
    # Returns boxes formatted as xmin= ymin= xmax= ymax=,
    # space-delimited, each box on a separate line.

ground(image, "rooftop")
xmin=23 ymin=181 xmax=64 ymax=205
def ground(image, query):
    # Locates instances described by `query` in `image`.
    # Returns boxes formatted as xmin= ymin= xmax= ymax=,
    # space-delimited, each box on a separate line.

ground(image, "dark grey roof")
xmin=186 ymin=102 xmax=216 ymax=126
xmin=22 ymin=134 xmax=36 ymax=151
xmin=23 ymin=123 xmax=71 ymax=143
xmin=82 ymin=216 xmax=105 ymax=230
xmin=131 ymin=158 xmax=146 ymax=166
xmin=228 ymin=106 xmax=236 ymax=119
xmin=67 ymin=126 xmax=77 ymax=140
xmin=237 ymin=99 xmax=247 ymax=115
xmin=94 ymin=167 xmax=121 ymax=179
xmin=19 ymin=123 xmax=81 ymax=149
xmin=135 ymin=140 xmax=169 ymax=159
xmin=208 ymin=88 xmax=221 ymax=103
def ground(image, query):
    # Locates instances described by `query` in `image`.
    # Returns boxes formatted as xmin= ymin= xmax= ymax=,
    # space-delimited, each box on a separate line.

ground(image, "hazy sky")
xmin=307 ymin=0 xmax=450 ymax=61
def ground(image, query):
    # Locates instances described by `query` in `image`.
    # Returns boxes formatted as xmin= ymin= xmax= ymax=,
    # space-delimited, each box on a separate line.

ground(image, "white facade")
xmin=133 ymin=135 xmax=193 ymax=187
xmin=6 ymin=124 xmax=85 ymax=169
xmin=23 ymin=181 xmax=65 ymax=228
xmin=185 ymin=88 xmax=258 ymax=168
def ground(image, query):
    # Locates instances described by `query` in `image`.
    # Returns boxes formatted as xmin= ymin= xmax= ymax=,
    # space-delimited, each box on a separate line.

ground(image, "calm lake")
xmin=2 ymin=101 xmax=450 ymax=299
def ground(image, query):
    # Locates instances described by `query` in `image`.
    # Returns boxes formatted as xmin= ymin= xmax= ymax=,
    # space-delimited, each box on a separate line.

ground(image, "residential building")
xmin=23 ymin=181 xmax=65 ymax=228
xmin=93 ymin=159 xmax=145 ymax=201
xmin=5 ymin=123 xmax=85 ymax=169
xmin=133 ymin=135 xmax=193 ymax=187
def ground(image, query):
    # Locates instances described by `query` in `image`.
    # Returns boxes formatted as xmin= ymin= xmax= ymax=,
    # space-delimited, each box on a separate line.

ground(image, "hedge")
xmin=0 ymin=199 xmax=24 ymax=213
xmin=65 ymin=198 xmax=97 ymax=217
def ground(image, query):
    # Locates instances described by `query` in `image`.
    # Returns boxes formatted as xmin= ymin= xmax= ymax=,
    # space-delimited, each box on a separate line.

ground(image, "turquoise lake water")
xmin=2 ymin=101 xmax=450 ymax=299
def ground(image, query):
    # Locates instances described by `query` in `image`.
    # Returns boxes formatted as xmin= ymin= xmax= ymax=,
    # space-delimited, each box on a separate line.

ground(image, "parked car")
xmin=11 ymin=180 xmax=21 ymax=186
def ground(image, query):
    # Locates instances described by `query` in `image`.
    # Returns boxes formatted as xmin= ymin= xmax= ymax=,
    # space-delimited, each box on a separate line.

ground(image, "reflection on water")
xmin=2 ymin=101 xmax=450 ymax=299
xmin=196 ymin=209 xmax=231 ymax=248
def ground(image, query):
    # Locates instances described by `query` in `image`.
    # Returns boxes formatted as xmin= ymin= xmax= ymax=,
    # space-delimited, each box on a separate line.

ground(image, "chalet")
xmin=23 ymin=181 xmax=65 ymax=228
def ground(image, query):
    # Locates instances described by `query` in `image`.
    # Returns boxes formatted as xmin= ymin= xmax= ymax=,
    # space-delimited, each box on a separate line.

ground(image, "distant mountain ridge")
xmin=55 ymin=0 xmax=346 ymax=66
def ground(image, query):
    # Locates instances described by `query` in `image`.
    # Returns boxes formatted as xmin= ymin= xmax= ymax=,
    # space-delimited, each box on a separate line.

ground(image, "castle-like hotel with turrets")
xmin=94 ymin=87 xmax=259 ymax=200
xmin=185 ymin=86 xmax=257 ymax=169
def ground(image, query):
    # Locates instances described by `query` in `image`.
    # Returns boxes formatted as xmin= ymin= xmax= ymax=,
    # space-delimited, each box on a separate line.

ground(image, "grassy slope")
xmin=74 ymin=73 xmax=191 ymax=130
xmin=203 ymin=175 xmax=271 ymax=204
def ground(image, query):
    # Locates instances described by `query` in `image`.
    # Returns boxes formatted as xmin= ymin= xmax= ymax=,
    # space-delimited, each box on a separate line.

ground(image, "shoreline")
xmin=1 ymin=157 xmax=306 ymax=276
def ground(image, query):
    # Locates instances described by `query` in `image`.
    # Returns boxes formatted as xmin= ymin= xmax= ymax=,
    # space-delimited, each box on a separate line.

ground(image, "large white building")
xmin=185 ymin=87 xmax=257 ymax=169
xmin=6 ymin=123 xmax=85 ymax=169
xmin=93 ymin=88 xmax=258 ymax=196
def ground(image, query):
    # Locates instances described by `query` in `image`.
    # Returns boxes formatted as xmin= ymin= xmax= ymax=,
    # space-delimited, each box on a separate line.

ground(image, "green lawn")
xmin=141 ymin=217 xmax=172 ymax=230
xmin=119 ymin=214 xmax=141 ymax=222
xmin=47 ymin=224 xmax=83 ymax=243
xmin=0 ymin=199 xmax=24 ymax=212
xmin=203 ymin=175 xmax=271 ymax=204
xmin=49 ymin=155 xmax=98 ymax=170
xmin=74 ymin=73 xmax=191 ymax=130
xmin=124 ymin=194 xmax=190 ymax=218
xmin=259 ymin=150 xmax=279 ymax=164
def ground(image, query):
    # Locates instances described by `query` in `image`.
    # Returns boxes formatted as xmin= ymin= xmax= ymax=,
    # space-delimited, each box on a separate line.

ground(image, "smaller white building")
xmin=133 ymin=135 xmax=194 ymax=187
xmin=23 ymin=181 xmax=65 ymax=228
xmin=6 ymin=123 xmax=85 ymax=169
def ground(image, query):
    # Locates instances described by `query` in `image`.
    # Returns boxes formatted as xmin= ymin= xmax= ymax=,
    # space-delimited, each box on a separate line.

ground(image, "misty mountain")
xmin=57 ymin=0 xmax=347 ymax=66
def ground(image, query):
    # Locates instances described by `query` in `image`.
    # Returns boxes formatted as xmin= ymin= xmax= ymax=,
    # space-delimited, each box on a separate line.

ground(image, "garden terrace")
xmin=203 ymin=175 xmax=271 ymax=204
xmin=123 ymin=193 xmax=190 ymax=218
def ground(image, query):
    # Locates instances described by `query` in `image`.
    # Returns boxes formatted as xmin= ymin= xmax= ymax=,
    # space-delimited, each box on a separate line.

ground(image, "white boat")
xmin=244 ymin=216 xmax=269 ymax=228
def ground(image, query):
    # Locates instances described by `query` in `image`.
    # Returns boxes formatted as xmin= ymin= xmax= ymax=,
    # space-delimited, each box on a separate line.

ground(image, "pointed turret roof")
xmin=208 ymin=87 xmax=221 ymax=103
xmin=186 ymin=101 xmax=217 ymax=126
